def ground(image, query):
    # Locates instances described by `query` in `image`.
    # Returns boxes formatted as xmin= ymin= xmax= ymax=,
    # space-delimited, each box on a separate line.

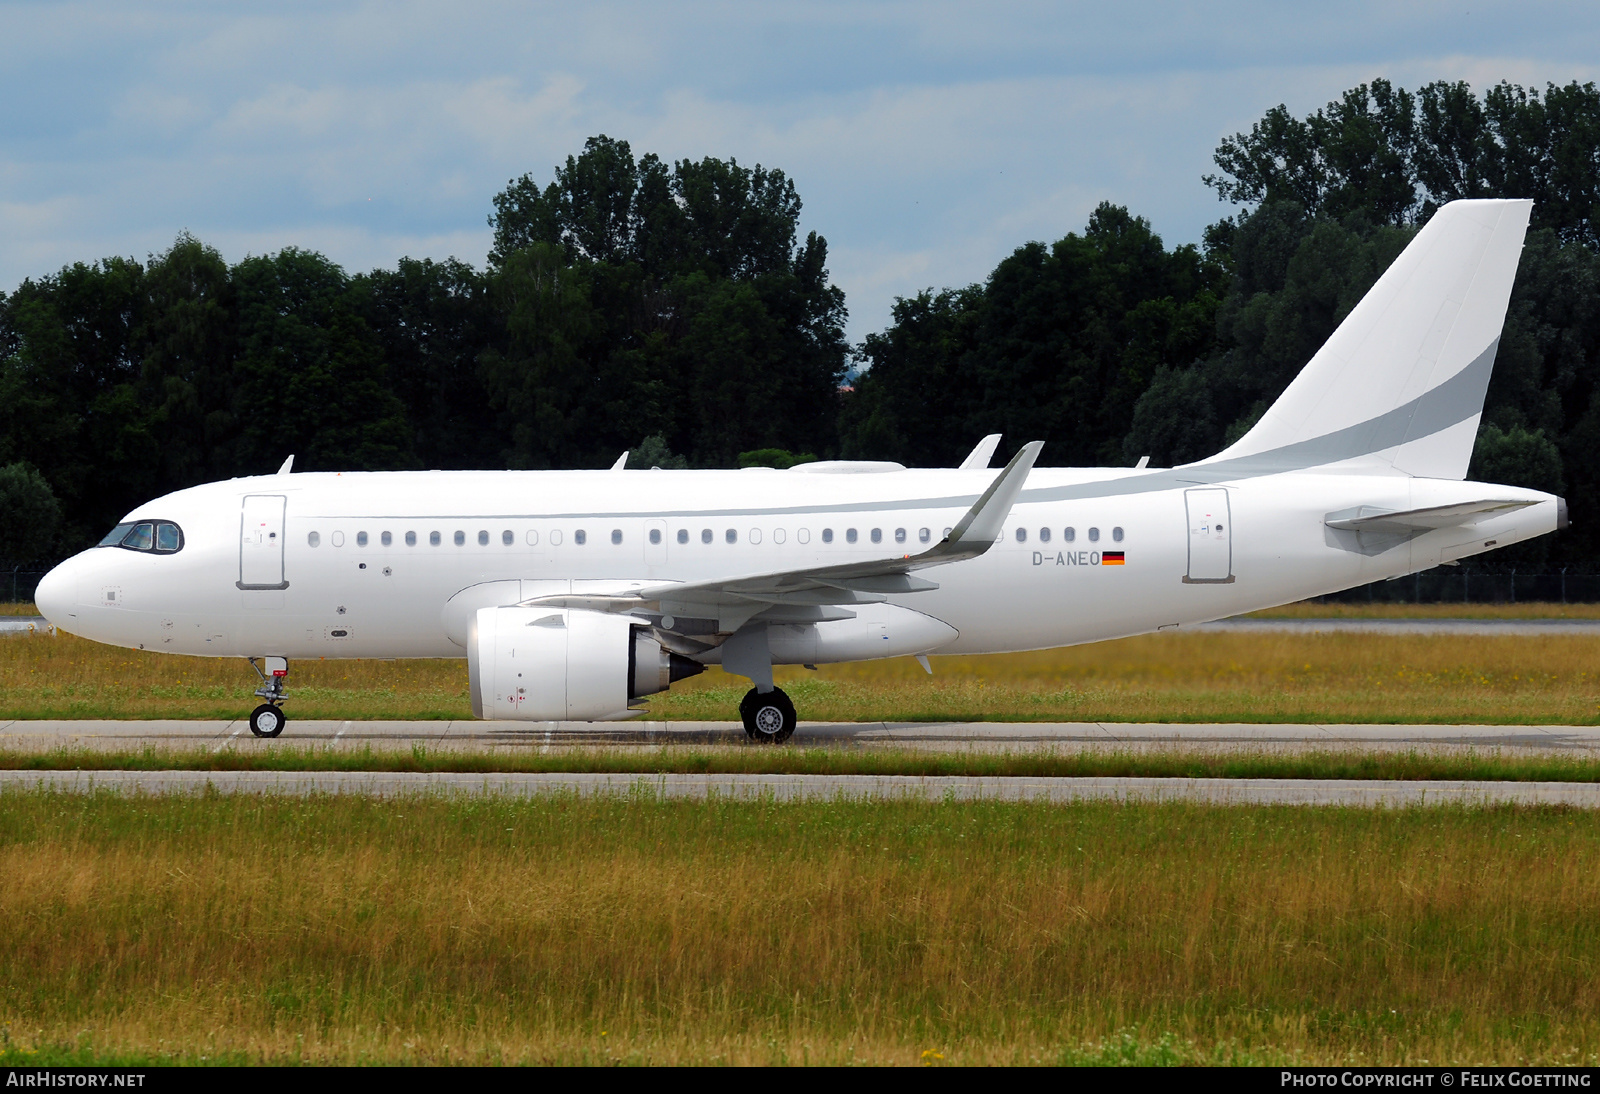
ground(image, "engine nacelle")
xmin=468 ymin=607 xmax=703 ymax=721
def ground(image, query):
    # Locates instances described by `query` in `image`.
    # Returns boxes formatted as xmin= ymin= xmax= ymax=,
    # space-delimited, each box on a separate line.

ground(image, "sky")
xmin=3 ymin=1 xmax=1599 ymax=342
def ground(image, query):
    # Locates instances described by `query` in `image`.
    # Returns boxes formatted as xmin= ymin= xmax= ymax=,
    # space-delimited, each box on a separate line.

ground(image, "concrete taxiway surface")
xmin=3 ymin=768 xmax=1598 ymax=807
xmin=3 ymin=718 xmax=1599 ymax=754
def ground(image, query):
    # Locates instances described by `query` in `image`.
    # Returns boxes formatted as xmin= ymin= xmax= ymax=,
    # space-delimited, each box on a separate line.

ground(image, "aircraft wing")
xmin=527 ymin=441 xmax=1043 ymax=631
xmin=1324 ymin=499 xmax=1535 ymax=533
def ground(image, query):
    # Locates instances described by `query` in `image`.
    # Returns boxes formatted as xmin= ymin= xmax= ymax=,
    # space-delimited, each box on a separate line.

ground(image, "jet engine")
xmin=468 ymin=606 xmax=704 ymax=720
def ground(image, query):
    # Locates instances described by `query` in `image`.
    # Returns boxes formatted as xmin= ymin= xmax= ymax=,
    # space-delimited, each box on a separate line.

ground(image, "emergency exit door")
xmin=1183 ymin=488 xmax=1234 ymax=584
xmin=239 ymin=495 xmax=289 ymax=590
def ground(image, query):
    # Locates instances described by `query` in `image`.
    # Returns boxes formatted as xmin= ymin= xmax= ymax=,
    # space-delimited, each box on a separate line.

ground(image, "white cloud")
xmin=2 ymin=1 xmax=1599 ymax=342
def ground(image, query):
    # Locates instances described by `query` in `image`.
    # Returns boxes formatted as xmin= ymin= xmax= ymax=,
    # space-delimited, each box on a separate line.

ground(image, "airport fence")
xmin=1321 ymin=570 xmax=1600 ymax=604
xmin=5 ymin=566 xmax=1600 ymax=608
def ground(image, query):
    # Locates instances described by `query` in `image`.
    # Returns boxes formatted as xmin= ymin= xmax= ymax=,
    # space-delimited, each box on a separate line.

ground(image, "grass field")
xmin=4 ymin=626 xmax=1598 ymax=723
xmin=3 ymin=790 xmax=1600 ymax=1065
xmin=8 ymin=744 xmax=1600 ymax=782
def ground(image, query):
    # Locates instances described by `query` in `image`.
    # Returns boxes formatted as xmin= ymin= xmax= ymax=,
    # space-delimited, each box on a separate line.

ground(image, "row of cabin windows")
xmin=305 ymin=525 xmax=948 ymax=548
xmin=305 ymin=525 xmax=1125 ymax=549
xmin=1015 ymin=526 xmax=1123 ymax=544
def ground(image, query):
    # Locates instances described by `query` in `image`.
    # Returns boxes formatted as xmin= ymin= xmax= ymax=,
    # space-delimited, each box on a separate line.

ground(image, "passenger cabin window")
xmin=1039 ymin=527 xmax=1051 ymax=543
xmin=822 ymin=528 xmax=834 ymax=543
xmin=307 ymin=531 xmax=321 ymax=548
xmin=1015 ymin=528 xmax=1026 ymax=542
xmin=870 ymin=528 xmax=882 ymax=544
xmin=100 ymin=520 xmax=185 ymax=554
xmin=380 ymin=531 xmax=392 ymax=547
xmin=405 ymin=531 xmax=417 ymax=547
xmin=701 ymin=528 xmax=712 ymax=544
xmin=1113 ymin=526 xmax=1124 ymax=542
xmin=895 ymin=528 xmax=906 ymax=544
xmin=478 ymin=530 xmax=489 ymax=546
xmin=574 ymin=529 xmax=587 ymax=545
xmin=503 ymin=530 xmax=514 ymax=546
xmin=611 ymin=529 xmax=623 ymax=545
xmin=430 ymin=531 xmax=441 ymax=546
xmin=919 ymin=528 xmax=931 ymax=543
xmin=454 ymin=531 xmax=465 ymax=546
xmin=846 ymin=528 xmax=858 ymax=543
xmin=1064 ymin=527 xmax=1076 ymax=542
xmin=525 ymin=530 xmax=539 ymax=546
xmin=676 ymin=529 xmax=688 ymax=545
xmin=725 ymin=529 xmax=737 ymax=544
xmin=1088 ymin=527 xmax=1100 ymax=543
xmin=356 ymin=531 xmax=369 ymax=547
xmin=650 ymin=529 xmax=662 ymax=545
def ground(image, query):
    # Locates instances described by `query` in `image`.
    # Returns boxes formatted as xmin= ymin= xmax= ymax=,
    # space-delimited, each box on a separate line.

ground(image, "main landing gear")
xmin=247 ymin=656 xmax=289 ymax=738
xmin=740 ymin=686 xmax=796 ymax=744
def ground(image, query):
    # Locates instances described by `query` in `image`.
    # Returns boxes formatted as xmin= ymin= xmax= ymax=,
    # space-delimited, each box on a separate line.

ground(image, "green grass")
xmin=9 ymin=743 xmax=1600 ymax=783
xmin=4 ymin=790 xmax=1600 ymax=1064
xmin=7 ymin=627 xmax=1600 ymax=723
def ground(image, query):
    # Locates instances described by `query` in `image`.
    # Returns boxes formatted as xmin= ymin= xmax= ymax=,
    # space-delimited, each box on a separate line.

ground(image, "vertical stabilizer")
xmin=1199 ymin=199 xmax=1532 ymax=479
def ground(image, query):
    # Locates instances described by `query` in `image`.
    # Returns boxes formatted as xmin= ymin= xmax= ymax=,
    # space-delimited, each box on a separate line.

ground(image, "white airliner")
xmin=34 ymin=199 xmax=1564 ymax=740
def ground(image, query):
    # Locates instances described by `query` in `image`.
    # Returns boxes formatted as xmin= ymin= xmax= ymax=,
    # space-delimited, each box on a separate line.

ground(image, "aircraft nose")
xmin=33 ymin=559 xmax=75 ymax=625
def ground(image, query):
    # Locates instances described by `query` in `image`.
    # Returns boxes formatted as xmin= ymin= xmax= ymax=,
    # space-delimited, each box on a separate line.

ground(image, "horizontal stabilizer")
xmin=1324 ymin=499 xmax=1534 ymax=533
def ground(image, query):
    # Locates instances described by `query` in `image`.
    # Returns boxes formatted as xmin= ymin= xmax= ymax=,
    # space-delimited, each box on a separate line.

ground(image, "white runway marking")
xmin=210 ymin=723 xmax=245 ymax=754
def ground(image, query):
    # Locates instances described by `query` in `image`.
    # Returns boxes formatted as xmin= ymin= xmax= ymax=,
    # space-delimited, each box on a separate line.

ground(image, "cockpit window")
xmin=99 ymin=523 xmax=134 ymax=547
xmin=99 ymin=520 xmax=184 ymax=554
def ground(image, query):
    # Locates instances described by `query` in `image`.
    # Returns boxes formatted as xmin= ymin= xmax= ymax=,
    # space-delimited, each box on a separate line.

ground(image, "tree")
xmin=485 ymin=136 xmax=848 ymax=467
xmin=844 ymin=203 xmax=1224 ymax=467
xmin=229 ymin=249 xmax=412 ymax=473
xmin=0 ymin=462 xmax=61 ymax=562
xmin=362 ymin=257 xmax=498 ymax=470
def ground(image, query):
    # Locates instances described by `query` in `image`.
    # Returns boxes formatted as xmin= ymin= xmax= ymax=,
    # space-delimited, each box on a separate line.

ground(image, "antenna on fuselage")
xmin=610 ymin=451 xmax=629 ymax=471
xmin=276 ymin=454 xmax=294 ymax=475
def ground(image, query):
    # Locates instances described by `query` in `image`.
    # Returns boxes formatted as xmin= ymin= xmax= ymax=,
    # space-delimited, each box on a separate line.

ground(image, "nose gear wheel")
xmin=249 ymin=703 xmax=286 ymax=738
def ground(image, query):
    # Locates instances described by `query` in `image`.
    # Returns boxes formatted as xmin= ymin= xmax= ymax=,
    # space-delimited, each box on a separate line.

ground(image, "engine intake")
xmin=468 ymin=607 xmax=702 ymax=721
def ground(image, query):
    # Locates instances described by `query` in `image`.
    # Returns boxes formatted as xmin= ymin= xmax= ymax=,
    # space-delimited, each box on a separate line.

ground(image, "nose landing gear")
xmin=247 ymin=656 xmax=289 ymax=738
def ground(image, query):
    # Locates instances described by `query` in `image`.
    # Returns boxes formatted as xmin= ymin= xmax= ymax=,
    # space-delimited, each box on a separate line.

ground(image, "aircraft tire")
xmin=249 ymin=703 xmax=287 ymax=738
xmin=740 ymin=686 xmax=796 ymax=744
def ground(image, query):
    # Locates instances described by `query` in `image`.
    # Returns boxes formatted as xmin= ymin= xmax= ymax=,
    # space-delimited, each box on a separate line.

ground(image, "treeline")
xmin=846 ymin=78 xmax=1600 ymax=571
xmin=4 ymin=80 xmax=1600 ymax=571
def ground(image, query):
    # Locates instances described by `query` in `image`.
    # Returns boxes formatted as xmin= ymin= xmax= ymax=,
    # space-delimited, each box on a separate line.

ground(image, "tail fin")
xmin=1200 ymin=199 xmax=1532 ymax=479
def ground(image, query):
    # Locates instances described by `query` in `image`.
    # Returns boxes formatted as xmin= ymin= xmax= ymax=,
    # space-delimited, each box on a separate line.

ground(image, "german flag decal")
xmin=1102 ymin=551 xmax=1126 ymax=565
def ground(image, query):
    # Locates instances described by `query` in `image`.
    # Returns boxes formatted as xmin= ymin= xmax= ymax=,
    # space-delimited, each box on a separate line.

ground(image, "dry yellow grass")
xmin=4 ymin=792 xmax=1600 ymax=1065
xmin=3 ymin=627 xmax=1599 ymax=723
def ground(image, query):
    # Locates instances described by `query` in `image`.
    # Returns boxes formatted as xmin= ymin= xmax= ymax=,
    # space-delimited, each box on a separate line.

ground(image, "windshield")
xmin=97 ymin=520 xmax=184 ymax=554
